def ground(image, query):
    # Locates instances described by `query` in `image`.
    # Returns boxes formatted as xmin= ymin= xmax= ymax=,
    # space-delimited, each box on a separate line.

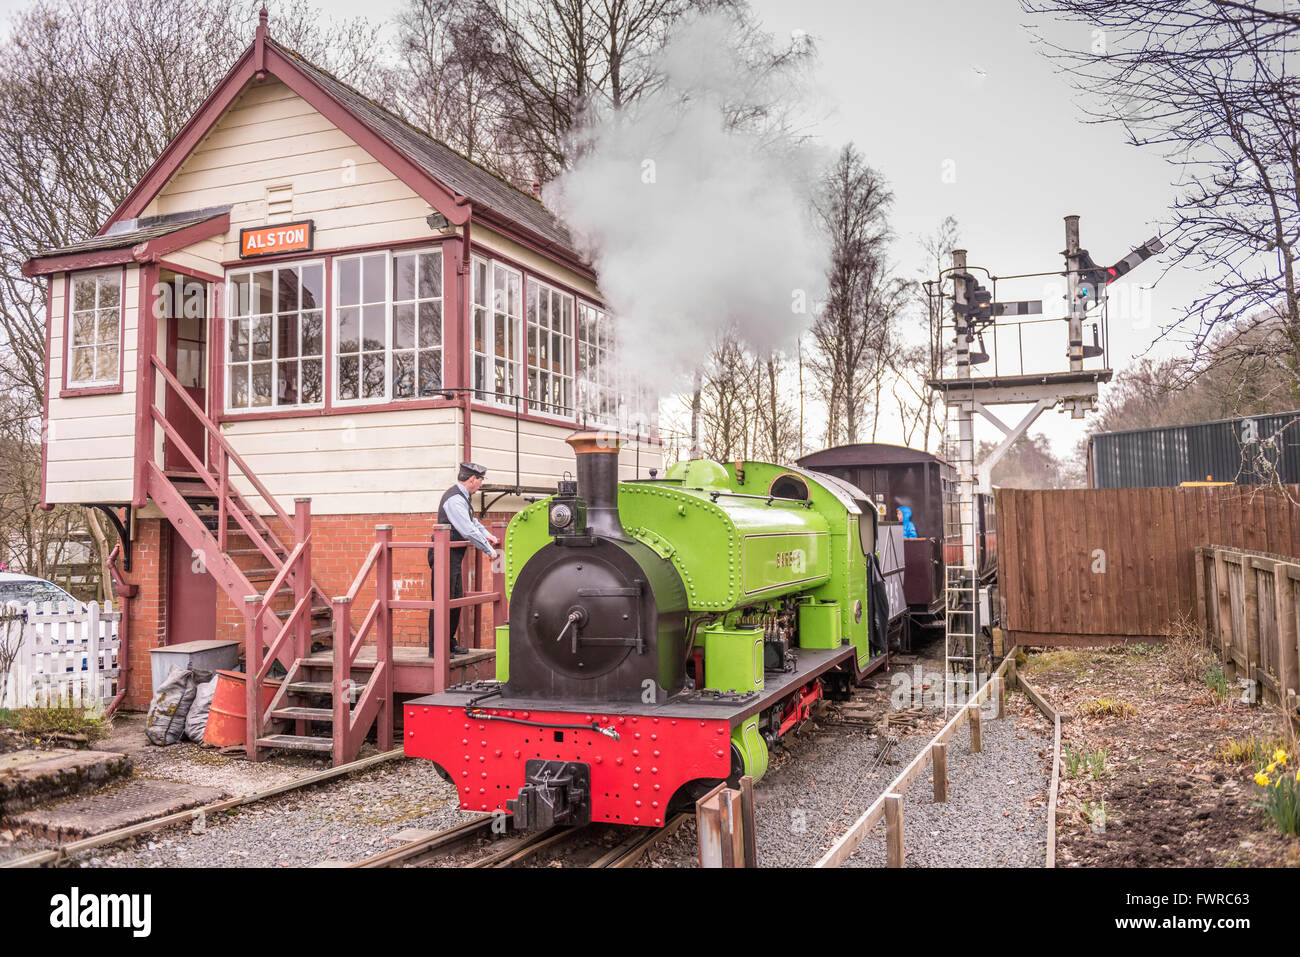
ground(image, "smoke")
xmin=545 ymin=11 xmax=830 ymax=393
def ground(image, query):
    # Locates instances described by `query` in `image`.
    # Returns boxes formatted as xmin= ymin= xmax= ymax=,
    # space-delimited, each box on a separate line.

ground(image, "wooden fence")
xmin=0 ymin=600 xmax=122 ymax=709
xmin=1197 ymin=545 xmax=1300 ymax=711
xmin=996 ymin=485 xmax=1300 ymax=645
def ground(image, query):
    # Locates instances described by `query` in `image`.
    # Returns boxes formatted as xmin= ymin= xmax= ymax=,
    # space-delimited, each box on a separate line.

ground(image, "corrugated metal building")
xmin=1088 ymin=410 xmax=1300 ymax=488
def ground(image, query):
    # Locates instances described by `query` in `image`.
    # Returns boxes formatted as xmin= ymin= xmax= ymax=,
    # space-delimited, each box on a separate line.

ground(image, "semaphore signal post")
xmin=929 ymin=214 xmax=1163 ymax=704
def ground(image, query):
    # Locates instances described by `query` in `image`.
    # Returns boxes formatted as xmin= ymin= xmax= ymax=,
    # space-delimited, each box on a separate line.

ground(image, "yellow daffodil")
xmin=1266 ymin=762 xmax=1277 ymax=773
xmin=1255 ymin=771 xmax=1270 ymax=786
xmin=1273 ymin=749 xmax=1288 ymax=765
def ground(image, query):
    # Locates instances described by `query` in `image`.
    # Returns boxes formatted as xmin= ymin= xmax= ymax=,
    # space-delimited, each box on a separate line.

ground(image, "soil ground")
xmin=1023 ymin=640 xmax=1300 ymax=867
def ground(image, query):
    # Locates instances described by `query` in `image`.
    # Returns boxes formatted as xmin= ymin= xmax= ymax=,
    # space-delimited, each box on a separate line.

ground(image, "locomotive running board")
xmin=409 ymin=645 xmax=857 ymax=727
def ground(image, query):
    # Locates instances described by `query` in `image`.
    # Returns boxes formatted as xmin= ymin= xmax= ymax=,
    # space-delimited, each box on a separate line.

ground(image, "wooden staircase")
xmin=147 ymin=356 xmax=387 ymax=765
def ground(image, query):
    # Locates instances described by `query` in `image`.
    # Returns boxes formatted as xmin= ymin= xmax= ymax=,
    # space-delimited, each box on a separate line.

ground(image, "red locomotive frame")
xmin=404 ymin=703 xmax=731 ymax=827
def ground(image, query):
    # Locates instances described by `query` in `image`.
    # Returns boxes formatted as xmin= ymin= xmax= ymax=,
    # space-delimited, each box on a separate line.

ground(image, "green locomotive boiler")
xmin=403 ymin=431 xmax=889 ymax=829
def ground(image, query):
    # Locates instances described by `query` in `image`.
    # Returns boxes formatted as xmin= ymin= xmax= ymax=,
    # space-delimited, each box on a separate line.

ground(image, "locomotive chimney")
xmin=566 ymin=430 xmax=627 ymax=540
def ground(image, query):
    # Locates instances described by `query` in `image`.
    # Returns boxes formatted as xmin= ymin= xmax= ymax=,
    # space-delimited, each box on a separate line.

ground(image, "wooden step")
xmin=256 ymin=734 xmax=333 ymax=753
xmin=275 ymin=605 xmax=330 ymax=620
xmin=270 ymin=706 xmax=334 ymax=722
xmin=229 ymin=546 xmax=288 ymax=558
xmin=286 ymin=681 xmax=333 ymax=695
xmin=298 ymin=655 xmax=375 ymax=669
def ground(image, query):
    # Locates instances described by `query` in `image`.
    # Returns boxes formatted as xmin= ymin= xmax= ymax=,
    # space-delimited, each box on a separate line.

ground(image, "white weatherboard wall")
xmin=45 ymin=270 xmax=140 ymax=504
xmin=221 ymin=407 xmax=662 ymax=515
xmin=143 ymin=77 xmax=597 ymax=297
xmin=472 ymin=415 xmax=663 ymax=489
xmin=221 ymin=406 xmax=462 ymax=515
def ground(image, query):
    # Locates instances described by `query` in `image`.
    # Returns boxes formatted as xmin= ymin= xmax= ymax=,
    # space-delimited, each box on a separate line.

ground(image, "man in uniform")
xmin=429 ymin=462 xmax=499 ymax=658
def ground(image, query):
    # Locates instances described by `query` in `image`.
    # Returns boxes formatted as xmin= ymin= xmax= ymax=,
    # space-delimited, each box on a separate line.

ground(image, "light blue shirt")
xmin=444 ymin=482 xmax=494 ymax=556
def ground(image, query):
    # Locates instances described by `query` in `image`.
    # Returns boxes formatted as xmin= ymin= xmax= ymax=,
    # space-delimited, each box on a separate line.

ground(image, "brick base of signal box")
xmin=119 ymin=513 xmax=509 ymax=710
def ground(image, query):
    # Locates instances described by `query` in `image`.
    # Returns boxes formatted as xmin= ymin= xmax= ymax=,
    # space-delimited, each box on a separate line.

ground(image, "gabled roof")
xmin=274 ymin=43 xmax=576 ymax=257
xmin=22 ymin=208 xmax=231 ymax=276
xmin=798 ymin=443 xmax=951 ymax=469
xmin=86 ymin=17 xmax=592 ymax=280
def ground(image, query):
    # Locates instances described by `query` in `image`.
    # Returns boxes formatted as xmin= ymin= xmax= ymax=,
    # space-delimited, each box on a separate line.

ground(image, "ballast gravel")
xmin=844 ymin=693 xmax=1053 ymax=868
xmin=89 ymin=759 xmax=475 ymax=868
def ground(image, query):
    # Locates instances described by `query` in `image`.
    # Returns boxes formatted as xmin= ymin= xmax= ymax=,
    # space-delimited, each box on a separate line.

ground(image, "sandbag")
xmin=145 ymin=667 xmax=198 ymax=746
xmin=185 ymin=673 xmax=219 ymax=743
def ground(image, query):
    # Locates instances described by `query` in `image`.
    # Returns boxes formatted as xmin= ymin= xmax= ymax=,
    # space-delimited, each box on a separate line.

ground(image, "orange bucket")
xmin=203 ymin=669 xmax=282 ymax=747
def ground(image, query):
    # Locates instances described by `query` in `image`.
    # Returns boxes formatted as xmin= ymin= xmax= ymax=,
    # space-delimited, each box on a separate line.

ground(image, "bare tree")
xmin=695 ymin=329 xmax=758 ymax=461
xmin=0 ymin=0 xmax=385 ymax=587
xmin=426 ymin=0 xmax=703 ymax=183
xmin=809 ymin=143 xmax=897 ymax=445
xmin=1023 ymin=0 xmax=1300 ymax=401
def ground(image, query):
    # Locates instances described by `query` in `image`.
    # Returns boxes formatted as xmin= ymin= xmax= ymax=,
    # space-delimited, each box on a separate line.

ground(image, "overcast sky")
xmin=1 ymin=0 xmax=1203 ymax=458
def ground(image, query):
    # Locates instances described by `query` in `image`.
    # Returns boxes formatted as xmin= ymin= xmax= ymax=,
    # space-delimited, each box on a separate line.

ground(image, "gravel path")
xmin=845 ymin=691 xmax=1053 ymax=868
xmin=89 ymin=759 xmax=476 ymax=868
xmin=100 ymin=713 xmax=330 ymax=795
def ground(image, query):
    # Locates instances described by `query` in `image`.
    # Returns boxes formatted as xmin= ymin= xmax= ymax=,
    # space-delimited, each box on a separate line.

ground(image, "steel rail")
xmin=3 ymin=748 xmax=406 ymax=868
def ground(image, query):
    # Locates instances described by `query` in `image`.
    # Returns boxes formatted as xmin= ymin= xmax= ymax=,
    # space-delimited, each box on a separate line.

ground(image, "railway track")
xmin=2 ymin=747 xmax=406 ymax=869
xmin=351 ymin=813 xmax=692 ymax=869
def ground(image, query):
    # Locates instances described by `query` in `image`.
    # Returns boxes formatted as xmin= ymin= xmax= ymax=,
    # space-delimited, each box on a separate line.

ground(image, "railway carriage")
xmin=404 ymin=432 xmax=889 ymax=828
xmin=797 ymin=444 xmax=999 ymax=650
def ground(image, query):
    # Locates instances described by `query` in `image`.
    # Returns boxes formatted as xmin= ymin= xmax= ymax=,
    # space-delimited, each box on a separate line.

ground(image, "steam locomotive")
xmin=403 ymin=431 xmax=890 ymax=829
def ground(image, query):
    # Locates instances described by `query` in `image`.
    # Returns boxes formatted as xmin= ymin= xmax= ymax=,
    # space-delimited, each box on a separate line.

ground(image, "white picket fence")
xmin=0 ymin=600 xmax=122 ymax=710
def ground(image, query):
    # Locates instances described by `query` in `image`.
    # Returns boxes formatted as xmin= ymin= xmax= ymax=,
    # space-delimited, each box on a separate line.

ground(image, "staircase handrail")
xmin=150 ymin=355 xmax=294 ymax=534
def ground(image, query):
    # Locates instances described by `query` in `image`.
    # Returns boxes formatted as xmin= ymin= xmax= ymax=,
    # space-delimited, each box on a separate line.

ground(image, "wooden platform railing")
xmin=244 ymin=498 xmax=314 ymax=757
xmin=1197 ymin=545 xmax=1300 ymax=712
xmin=327 ymin=522 xmax=508 ymax=765
xmin=150 ymin=356 xmax=294 ymax=563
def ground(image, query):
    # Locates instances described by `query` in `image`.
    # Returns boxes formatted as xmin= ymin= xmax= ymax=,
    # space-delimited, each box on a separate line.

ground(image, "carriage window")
xmin=67 ymin=270 xmax=122 ymax=387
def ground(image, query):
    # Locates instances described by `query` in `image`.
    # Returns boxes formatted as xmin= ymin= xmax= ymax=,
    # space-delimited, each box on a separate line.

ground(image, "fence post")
xmin=294 ymin=498 xmax=312 ymax=661
xmin=884 ymin=794 xmax=904 ymax=868
xmin=244 ymin=596 xmax=263 ymax=760
xmin=433 ymin=525 xmax=451 ymax=693
xmin=87 ymin=600 xmax=101 ymax=707
xmin=969 ymin=700 xmax=983 ymax=753
xmin=1244 ymin=559 xmax=1260 ymax=683
xmin=990 ymin=674 xmax=1004 ymax=719
xmin=375 ymin=525 xmax=394 ymax=752
xmin=332 ymin=595 xmax=353 ymax=767
xmin=932 ymin=742 xmax=948 ymax=803
xmin=1277 ymin=565 xmax=1299 ymax=706
xmin=1214 ymin=549 xmax=1236 ymax=680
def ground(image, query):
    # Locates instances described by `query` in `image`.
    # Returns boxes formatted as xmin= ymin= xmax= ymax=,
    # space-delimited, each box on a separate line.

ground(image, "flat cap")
xmin=460 ymin=461 xmax=487 ymax=478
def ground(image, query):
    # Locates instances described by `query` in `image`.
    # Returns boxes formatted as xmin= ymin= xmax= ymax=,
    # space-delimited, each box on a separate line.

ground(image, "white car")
xmin=0 ymin=572 xmax=80 ymax=609
xmin=0 ymin=572 xmax=113 ymax=674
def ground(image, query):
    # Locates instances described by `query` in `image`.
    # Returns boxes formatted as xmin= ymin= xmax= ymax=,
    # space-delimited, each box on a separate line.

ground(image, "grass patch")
xmin=1204 ymin=660 xmax=1228 ymax=700
xmin=1079 ymin=697 xmax=1137 ymax=719
xmin=1023 ymin=648 xmax=1095 ymax=673
xmin=1125 ymin=642 xmax=1165 ymax=660
xmin=1218 ymin=736 xmax=1292 ymax=769
xmin=8 ymin=707 xmax=109 ymax=742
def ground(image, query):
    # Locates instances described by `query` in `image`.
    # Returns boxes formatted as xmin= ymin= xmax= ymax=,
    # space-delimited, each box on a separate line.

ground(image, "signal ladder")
xmin=943 ymin=389 xmax=982 ymax=712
